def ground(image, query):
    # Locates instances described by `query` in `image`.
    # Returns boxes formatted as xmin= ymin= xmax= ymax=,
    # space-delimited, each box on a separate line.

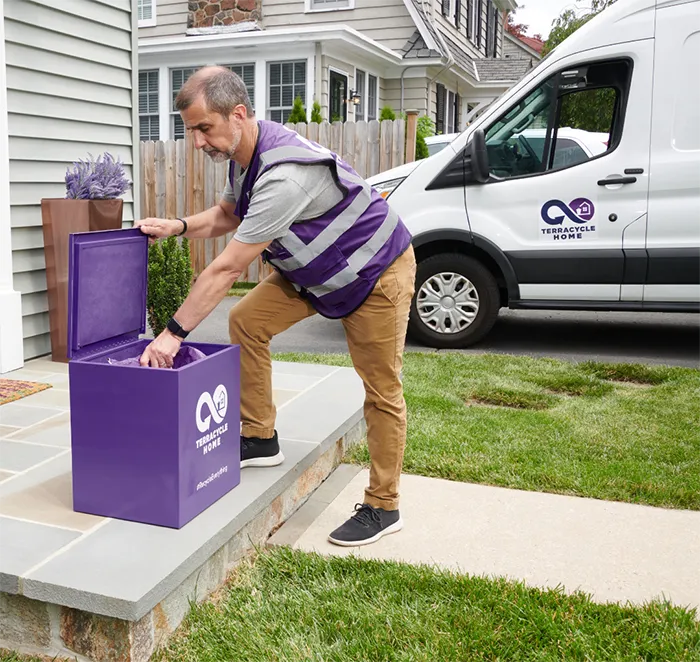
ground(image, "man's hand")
xmin=135 ymin=217 xmax=185 ymax=241
xmin=139 ymin=329 xmax=183 ymax=369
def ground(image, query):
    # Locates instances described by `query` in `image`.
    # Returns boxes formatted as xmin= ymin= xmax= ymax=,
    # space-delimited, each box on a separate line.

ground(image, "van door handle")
xmin=597 ymin=176 xmax=637 ymax=186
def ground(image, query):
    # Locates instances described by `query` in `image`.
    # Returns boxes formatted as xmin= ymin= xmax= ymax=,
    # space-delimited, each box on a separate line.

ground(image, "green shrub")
xmin=379 ymin=105 xmax=397 ymax=121
xmin=310 ymin=100 xmax=323 ymax=123
xmin=147 ymin=236 xmax=193 ymax=336
xmin=287 ymin=96 xmax=308 ymax=124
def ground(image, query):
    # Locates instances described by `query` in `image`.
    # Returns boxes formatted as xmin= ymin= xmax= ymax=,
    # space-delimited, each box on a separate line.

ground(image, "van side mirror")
xmin=466 ymin=129 xmax=490 ymax=184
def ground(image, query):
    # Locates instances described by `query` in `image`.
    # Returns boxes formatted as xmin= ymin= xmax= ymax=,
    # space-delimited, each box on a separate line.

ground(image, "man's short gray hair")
xmin=175 ymin=66 xmax=254 ymax=118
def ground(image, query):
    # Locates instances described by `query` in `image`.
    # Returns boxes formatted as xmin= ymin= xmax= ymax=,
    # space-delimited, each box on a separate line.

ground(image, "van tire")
xmin=408 ymin=253 xmax=500 ymax=349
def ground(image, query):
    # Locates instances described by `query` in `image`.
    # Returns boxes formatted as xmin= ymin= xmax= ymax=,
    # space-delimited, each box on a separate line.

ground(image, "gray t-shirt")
xmin=223 ymin=162 xmax=344 ymax=244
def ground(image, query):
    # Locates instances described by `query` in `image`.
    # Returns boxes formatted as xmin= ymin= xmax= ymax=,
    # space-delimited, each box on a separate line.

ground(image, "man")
xmin=136 ymin=66 xmax=416 ymax=547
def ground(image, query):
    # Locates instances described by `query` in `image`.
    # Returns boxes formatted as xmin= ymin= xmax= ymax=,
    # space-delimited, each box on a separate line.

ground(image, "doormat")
xmin=0 ymin=379 xmax=52 ymax=405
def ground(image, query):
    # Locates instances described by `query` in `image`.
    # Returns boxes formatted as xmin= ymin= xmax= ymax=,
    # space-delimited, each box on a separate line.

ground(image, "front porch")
xmin=0 ymin=357 xmax=365 ymax=661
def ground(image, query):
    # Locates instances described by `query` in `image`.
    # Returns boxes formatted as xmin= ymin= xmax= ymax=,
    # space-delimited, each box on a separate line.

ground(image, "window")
xmin=486 ymin=3 xmax=499 ymax=58
xmin=171 ymin=67 xmax=197 ymax=140
xmin=355 ymin=69 xmax=366 ymax=121
xmin=307 ymin=0 xmax=351 ymax=9
xmin=367 ymin=74 xmax=377 ymax=120
xmin=436 ymin=84 xmax=446 ymax=134
xmin=139 ymin=70 xmax=159 ymax=141
xmin=483 ymin=59 xmax=630 ymax=179
xmin=436 ymin=85 xmax=460 ymax=134
xmin=226 ymin=63 xmax=255 ymax=108
xmin=170 ymin=64 xmax=255 ymax=140
xmin=467 ymin=0 xmax=480 ymax=44
xmin=268 ymin=61 xmax=306 ymax=124
xmin=442 ymin=0 xmax=460 ymax=27
xmin=138 ymin=0 xmax=156 ymax=27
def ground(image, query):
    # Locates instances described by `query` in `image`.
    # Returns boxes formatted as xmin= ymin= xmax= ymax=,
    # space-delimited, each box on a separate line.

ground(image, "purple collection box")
xmin=66 ymin=228 xmax=241 ymax=529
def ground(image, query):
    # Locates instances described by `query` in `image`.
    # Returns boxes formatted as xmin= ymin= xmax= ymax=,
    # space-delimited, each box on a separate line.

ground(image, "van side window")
xmin=484 ymin=59 xmax=631 ymax=180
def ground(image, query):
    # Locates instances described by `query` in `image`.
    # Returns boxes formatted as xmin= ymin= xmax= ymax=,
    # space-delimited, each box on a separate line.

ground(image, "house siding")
xmin=262 ymin=0 xmax=416 ymax=53
xmin=4 ymin=0 xmax=137 ymax=360
xmin=384 ymin=74 xmax=431 ymax=116
xmin=435 ymin=0 xmax=502 ymax=63
xmin=139 ymin=0 xmax=189 ymax=39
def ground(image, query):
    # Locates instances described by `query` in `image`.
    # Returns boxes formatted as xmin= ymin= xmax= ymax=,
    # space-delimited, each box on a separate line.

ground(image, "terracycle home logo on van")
xmin=540 ymin=198 xmax=597 ymax=242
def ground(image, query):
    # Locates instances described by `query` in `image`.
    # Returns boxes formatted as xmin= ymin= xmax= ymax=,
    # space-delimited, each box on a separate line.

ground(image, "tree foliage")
xmin=310 ymin=100 xmax=323 ymax=124
xmin=287 ymin=95 xmax=308 ymax=124
xmin=543 ymin=0 xmax=617 ymax=55
xmin=543 ymin=0 xmax=618 ymax=133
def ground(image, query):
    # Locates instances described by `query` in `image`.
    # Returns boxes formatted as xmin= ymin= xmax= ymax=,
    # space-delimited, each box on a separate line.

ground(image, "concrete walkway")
xmin=270 ymin=466 xmax=700 ymax=613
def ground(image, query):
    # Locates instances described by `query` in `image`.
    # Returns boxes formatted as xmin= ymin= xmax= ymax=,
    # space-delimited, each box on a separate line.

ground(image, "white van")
xmin=370 ymin=0 xmax=700 ymax=349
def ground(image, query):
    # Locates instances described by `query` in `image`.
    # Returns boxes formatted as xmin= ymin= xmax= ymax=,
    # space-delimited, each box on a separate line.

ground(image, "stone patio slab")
xmin=0 ymin=404 xmax=63 ymax=429
xmin=0 ymin=440 xmax=65 ymax=473
xmin=0 ymin=518 xmax=81 ymax=593
xmin=0 ymin=358 xmax=367 ymax=635
xmin=4 ymin=412 xmax=71 ymax=448
xmin=0 ymin=456 xmax=103 ymax=532
xmin=22 ymin=437 xmax=320 ymax=619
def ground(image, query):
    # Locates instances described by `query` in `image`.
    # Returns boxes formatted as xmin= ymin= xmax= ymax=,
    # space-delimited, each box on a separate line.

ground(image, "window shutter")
xmin=494 ymin=7 xmax=502 ymax=57
xmin=454 ymin=0 xmax=460 ymax=28
xmin=436 ymin=84 xmax=446 ymax=134
xmin=477 ymin=0 xmax=483 ymax=51
xmin=442 ymin=0 xmax=449 ymax=17
xmin=454 ymin=94 xmax=462 ymax=133
xmin=466 ymin=0 xmax=472 ymax=39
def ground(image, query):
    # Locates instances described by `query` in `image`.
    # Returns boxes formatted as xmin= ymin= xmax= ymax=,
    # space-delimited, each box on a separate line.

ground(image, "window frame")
xmin=268 ymin=60 xmax=308 ymax=124
xmin=367 ymin=73 xmax=378 ymax=121
xmin=138 ymin=0 xmax=157 ymax=28
xmin=476 ymin=57 xmax=634 ymax=186
xmin=138 ymin=69 xmax=160 ymax=142
xmin=304 ymin=0 xmax=354 ymax=12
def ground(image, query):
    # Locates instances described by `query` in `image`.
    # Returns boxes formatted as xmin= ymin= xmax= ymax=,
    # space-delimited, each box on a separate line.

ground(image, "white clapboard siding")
xmin=139 ymin=0 xmax=189 ymax=39
xmin=4 ymin=0 xmax=137 ymax=360
xmin=263 ymin=0 xmax=416 ymax=52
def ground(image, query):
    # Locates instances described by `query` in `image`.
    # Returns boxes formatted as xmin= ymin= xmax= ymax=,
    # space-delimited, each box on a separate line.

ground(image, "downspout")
xmin=426 ymin=16 xmax=455 ymax=117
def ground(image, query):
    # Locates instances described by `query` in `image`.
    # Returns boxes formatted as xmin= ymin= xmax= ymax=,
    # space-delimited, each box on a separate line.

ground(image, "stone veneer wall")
xmin=188 ymin=0 xmax=261 ymax=28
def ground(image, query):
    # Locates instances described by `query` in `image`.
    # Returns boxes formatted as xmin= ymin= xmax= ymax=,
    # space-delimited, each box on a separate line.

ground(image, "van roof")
xmin=547 ymin=0 xmax=657 ymax=62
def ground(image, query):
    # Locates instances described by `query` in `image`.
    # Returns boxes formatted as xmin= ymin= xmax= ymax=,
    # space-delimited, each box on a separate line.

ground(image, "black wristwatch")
xmin=166 ymin=317 xmax=189 ymax=340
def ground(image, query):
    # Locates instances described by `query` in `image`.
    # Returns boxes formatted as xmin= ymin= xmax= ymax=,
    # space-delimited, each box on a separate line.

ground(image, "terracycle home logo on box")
xmin=540 ymin=197 xmax=597 ymax=242
xmin=195 ymin=385 xmax=229 ymax=456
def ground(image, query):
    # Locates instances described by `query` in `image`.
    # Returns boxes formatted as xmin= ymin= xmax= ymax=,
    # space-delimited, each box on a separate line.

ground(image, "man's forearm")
xmin=180 ymin=202 xmax=240 ymax=239
xmin=171 ymin=239 xmax=271 ymax=334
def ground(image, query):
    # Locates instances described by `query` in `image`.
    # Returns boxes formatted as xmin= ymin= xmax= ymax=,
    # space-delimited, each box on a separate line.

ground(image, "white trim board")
xmin=0 ymin=1 xmax=24 ymax=373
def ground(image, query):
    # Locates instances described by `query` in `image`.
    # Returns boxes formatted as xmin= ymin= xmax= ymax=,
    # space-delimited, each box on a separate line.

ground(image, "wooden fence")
xmin=139 ymin=119 xmax=407 ymax=281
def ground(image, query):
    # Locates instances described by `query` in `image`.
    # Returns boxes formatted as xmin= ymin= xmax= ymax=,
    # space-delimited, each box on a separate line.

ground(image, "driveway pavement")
xmin=189 ymin=297 xmax=700 ymax=368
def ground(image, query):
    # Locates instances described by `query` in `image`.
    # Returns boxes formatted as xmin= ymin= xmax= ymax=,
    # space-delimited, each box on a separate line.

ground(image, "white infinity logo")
xmin=196 ymin=384 xmax=228 ymax=433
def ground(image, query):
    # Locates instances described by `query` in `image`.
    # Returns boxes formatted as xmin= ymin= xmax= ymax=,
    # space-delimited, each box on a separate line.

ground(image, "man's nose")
xmin=193 ymin=131 xmax=206 ymax=150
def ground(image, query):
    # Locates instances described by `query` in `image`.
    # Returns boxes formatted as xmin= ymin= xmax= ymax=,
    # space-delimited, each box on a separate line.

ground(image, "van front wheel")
xmin=408 ymin=253 xmax=500 ymax=349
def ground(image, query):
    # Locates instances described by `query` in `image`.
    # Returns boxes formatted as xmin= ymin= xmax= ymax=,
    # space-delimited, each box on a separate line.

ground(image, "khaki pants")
xmin=229 ymin=245 xmax=416 ymax=511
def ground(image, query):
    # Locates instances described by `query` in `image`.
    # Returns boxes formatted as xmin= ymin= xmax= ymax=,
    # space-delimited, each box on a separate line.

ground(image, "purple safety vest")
xmin=232 ymin=120 xmax=412 ymax=318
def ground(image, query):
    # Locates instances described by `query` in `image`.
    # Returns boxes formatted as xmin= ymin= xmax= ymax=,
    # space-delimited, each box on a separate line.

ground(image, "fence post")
xmin=380 ymin=120 xmax=392 ymax=173
xmin=405 ymin=110 xmax=419 ymax=163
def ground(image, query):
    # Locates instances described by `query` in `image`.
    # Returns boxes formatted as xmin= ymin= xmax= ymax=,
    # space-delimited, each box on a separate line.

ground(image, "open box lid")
xmin=67 ymin=228 xmax=148 ymax=360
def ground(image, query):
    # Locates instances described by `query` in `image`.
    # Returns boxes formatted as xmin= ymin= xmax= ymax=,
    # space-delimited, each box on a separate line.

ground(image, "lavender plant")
xmin=65 ymin=152 xmax=132 ymax=200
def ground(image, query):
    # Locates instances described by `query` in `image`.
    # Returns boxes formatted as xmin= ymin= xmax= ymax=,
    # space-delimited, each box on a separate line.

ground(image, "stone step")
xmin=0 ymin=359 xmax=365 ymax=662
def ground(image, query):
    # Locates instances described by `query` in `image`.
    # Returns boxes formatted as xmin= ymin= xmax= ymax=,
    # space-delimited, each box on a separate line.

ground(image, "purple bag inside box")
xmin=67 ymin=228 xmax=241 ymax=529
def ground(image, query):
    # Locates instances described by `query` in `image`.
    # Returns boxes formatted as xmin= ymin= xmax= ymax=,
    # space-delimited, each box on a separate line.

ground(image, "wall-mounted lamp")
xmin=348 ymin=90 xmax=361 ymax=106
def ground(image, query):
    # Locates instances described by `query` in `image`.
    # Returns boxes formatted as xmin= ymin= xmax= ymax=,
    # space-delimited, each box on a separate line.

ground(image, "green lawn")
xmin=153 ymin=547 xmax=699 ymax=662
xmin=273 ymin=352 xmax=700 ymax=510
xmin=227 ymin=282 xmax=258 ymax=298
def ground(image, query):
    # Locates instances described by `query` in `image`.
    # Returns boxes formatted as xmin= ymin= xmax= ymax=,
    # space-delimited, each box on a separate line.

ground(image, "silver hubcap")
xmin=417 ymin=272 xmax=479 ymax=334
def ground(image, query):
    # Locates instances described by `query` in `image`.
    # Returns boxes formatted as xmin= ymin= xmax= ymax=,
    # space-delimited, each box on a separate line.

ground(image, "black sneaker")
xmin=240 ymin=430 xmax=284 ymax=468
xmin=328 ymin=503 xmax=403 ymax=547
